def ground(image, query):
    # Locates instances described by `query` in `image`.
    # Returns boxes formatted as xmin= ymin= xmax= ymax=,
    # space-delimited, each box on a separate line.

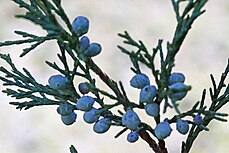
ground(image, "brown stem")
xmin=87 ymin=59 xmax=130 ymax=109
xmin=139 ymin=130 xmax=168 ymax=153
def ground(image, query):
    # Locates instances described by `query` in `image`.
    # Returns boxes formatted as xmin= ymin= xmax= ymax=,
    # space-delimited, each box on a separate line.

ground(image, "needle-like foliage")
xmin=0 ymin=0 xmax=228 ymax=153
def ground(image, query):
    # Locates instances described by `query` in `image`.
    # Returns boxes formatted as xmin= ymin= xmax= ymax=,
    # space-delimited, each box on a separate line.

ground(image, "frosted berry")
xmin=84 ymin=43 xmax=102 ymax=57
xmin=139 ymin=85 xmax=157 ymax=103
xmin=154 ymin=121 xmax=172 ymax=140
xmin=48 ymin=74 xmax=68 ymax=90
xmin=127 ymin=131 xmax=139 ymax=143
xmin=176 ymin=120 xmax=189 ymax=135
xmin=80 ymin=36 xmax=90 ymax=51
xmin=83 ymin=107 xmax=100 ymax=124
xmin=93 ymin=118 xmax=111 ymax=134
xmin=76 ymin=96 xmax=95 ymax=111
xmin=61 ymin=112 xmax=77 ymax=126
xmin=72 ymin=16 xmax=89 ymax=37
xmin=78 ymin=82 xmax=90 ymax=94
xmin=169 ymin=82 xmax=189 ymax=101
xmin=122 ymin=109 xmax=141 ymax=130
xmin=57 ymin=103 xmax=74 ymax=116
xmin=169 ymin=72 xmax=185 ymax=85
xmin=144 ymin=103 xmax=160 ymax=117
xmin=194 ymin=114 xmax=203 ymax=125
xmin=130 ymin=73 xmax=150 ymax=89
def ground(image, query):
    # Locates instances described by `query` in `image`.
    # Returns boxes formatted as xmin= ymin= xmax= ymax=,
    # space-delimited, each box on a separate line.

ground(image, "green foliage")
xmin=0 ymin=0 xmax=228 ymax=153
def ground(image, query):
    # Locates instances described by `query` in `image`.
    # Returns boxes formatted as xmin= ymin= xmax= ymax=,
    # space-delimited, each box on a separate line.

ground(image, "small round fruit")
xmin=76 ymin=96 xmax=95 ymax=111
xmin=93 ymin=118 xmax=111 ymax=134
xmin=194 ymin=114 xmax=203 ymax=125
xmin=169 ymin=82 xmax=189 ymax=101
xmin=48 ymin=74 xmax=68 ymax=90
xmin=176 ymin=120 xmax=189 ymax=135
xmin=83 ymin=107 xmax=100 ymax=124
xmin=61 ymin=112 xmax=77 ymax=126
xmin=154 ymin=121 xmax=172 ymax=140
xmin=144 ymin=103 xmax=160 ymax=117
xmin=169 ymin=72 xmax=185 ymax=85
xmin=80 ymin=36 xmax=90 ymax=51
xmin=72 ymin=16 xmax=89 ymax=37
xmin=139 ymin=85 xmax=157 ymax=103
xmin=57 ymin=103 xmax=74 ymax=116
xmin=130 ymin=73 xmax=150 ymax=89
xmin=84 ymin=43 xmax=102 ymax=57
xmin=122 ymin=109 xmax=141 ymax=130
xmin=78 ymin=82 xmax=90 ymax=94
xmin=127 ymin=131 xmax=139 ymax=143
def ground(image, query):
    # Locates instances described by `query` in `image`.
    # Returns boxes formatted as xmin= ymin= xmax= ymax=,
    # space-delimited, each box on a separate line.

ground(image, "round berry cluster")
xmin=47 ymin=16 xmax=201 ymax=143
xmin=168 ymin=72 xmax=190 ymax=101
xmin=48 ymin=68 xmax=204 ymax=143
xmin=126 ymin=72 xmax=194 ymax=141
xmin=47 ymin=16 xmax=111 ymax=133
xmin=48 ymin=74 xmax=111 ymax=133
xmin=72 ymin=16 xmax=102 ymax=60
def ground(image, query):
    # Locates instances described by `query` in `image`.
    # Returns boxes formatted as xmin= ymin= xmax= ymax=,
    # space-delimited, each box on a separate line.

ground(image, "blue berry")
xmin=84 ymin=43 xmax=102 ymax=57
xmin=154 ymin=121 xmax=172 ymax=140
xmin=61 ymin=112 xmax=77 ymax=126
xmin=127 ymin=131 xmax=139 ymax=143
xmin=93 ymin=118 xmax=111 ymax=134
xmin=72 ymin=16 xmax=89 ymax=37
xmin=48 ymin=74 xmax=68 ymax=90
xmin=57 ymin=103 xmax=74 ymax=116
xmin=80 ymin=36 xmax=90 ymax=51
xmin=83 ymin=107 xmax=100 ymax=124
xmin=194 ymin=114 xmax=203 ymax=125
xmin=139 ymin=85 xmax=157 ymax=103
xmin=76 ymin=96 xmax=95 ymax=111
xmin=122 ymin=109 xmax=141 ymax=130
xmin=169 ymin=72 xmax=185 ymax=85
xmin=78 ymin=82 xmax=90 ymax=94
xmin=144 ymin=103 xmax=160 ymax=117
xmin=176 ymin=120 xmax=189 ymax=135
xmin=130 ymin=73 xmax=150 ymax=89
xmin=169 ymin=82 xmax=189 ymax=101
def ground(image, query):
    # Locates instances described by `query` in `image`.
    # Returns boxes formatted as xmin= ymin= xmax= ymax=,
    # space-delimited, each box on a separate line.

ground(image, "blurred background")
xmin=0 ymin=0 xmax=228 ymax=153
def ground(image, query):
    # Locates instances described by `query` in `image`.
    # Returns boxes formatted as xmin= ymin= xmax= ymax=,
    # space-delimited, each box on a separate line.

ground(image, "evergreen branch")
xmin=0 ymin=0 xmax=228 ymax=153
xmin=14 ymin=30 xmax=39 ymax=38
xmin=167 ymin=0 xmax=208 ymax=72
xmin=9 ymin=98 xmax=60 ymax=110
xmin=0 ymin=53 xmax=75 ymax=109
xmin=182 ymin=59 xmax=229 ymax=153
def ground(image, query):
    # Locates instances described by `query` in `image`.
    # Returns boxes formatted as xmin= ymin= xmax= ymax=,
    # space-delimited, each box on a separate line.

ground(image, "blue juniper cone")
xmin=154 ymin=121 xmax=172 ymax=140
xmin=130 ymin=73 xmax=150 ymax=89
xmin=61 ymin=112 xmax=77 ymax=126
xmin=169 ymin=72 xmax=185 ymax=85
xmin=93 ymin=118 xmax=111 ymax=134
xmin=144 ymin=102 xmax=160 ymax=117
xmin=48 ymin=74 xmax=68 ymax=90
xmin=127 ymin=131 xmax=139 ymax=143
xmin=84 ymin=43 xmax=102 ymax=57
xmin=194 ymin=114 xmax=203 ymax=125
xmin=78 ymin=82 xmax=90 ymax=94
xmin=72 ymin=16 xmax=89 ymax=37
xmin=76 ymin=96 xmax=95 ymax=111
xmin=176 ymin=120 xmax=190 ymax=135
xmin=139 ymin=85 xmax=157 ymax=103
xmin=57 ymin=103 xmax=74 ymax=116
xmin=169 ymin=82 xmax=189 ymax=101
xmin=122 ymin=109 xmax=141 ymax=130
xmin=83 ymin=107 xmax=100 ymax=124
xmin=80 ymin=36 xmax=90 ymax=51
